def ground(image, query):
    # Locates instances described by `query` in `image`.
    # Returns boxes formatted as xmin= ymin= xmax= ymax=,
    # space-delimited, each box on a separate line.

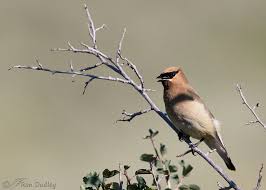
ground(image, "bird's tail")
xmin=205 ymin=134 xmax=236 ymax=171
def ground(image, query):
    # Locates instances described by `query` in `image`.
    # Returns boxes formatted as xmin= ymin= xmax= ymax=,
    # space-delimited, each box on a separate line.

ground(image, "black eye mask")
xmin=157 ymin=70 xmax=179 ymax=80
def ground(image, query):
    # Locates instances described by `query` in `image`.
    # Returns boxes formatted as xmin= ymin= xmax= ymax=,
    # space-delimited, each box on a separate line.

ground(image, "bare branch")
xmin=120 ymin=56 xmax=144 ymax=90
xmin=96 ymin=24 xmax=107 ymax=32
xmin=84 ymin=4 xmax=96 ymax=46
xmin=116 ymin=28 xmax=126 ymax=65
xmin=82 ymin=78 xmax=95 ymax=95
xmin=35 ymin=58 xmax=43 ymax=69
xmin=52 ymin=42 xmax=121 ymax=74
xmin=69 ymin=60 xmax=74 ymax=72
xmin=11 ymin=65 xmax=130 ymax=84
xmin=80 ymin=62 xmax=103 ymax=72
xmin=253 ymin=164 xmax=263 ymax=190
xmin=52 ymin=42 xmax=105 ymax=58
xmin=117 ymin=108 xmax=152 ymax=122
xmin=236 ymin=84 xmax=266 ymax=129
xmin=115 ymin=29 xmax=144 ymax=90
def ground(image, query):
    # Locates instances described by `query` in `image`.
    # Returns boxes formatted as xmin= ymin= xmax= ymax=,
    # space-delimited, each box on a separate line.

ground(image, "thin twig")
xmin=176 ymin=149 xmax=193 ymax=158
xmin=82 ymin=78 xmax=95 ymax=95
xmin=117 ymin=108 xmax=152 ymax=122
xmin=149 ymin=135 xmax=171 ymax=189
xmin=10 ymin=65 xmax=129 ymax=84
xmin=116 ymin=29 xmax=144 ymax=90
xmin=236 ymin=84 xmax=266 ymax=129
xmin=123 ymin=168 xmax=131 ymax=185
xmin=84 ymin=4 xmax=96 ymax=46
xmin=150 ymin=162 xmax=161 ymax=190
xmin=80 ymin=62 xmax=102 ymax=72
xmin=254 ymin=164 xmax=263 ymax=190
xmin=116 ymin=28 xmax=126 ymax=65
xmin=118 ymin=163 xmax=123 ymax=190
xmin=96 ymin=24 xmax=107 ymax=32
xmin=120 ymin=56 xmax=144 ymax=90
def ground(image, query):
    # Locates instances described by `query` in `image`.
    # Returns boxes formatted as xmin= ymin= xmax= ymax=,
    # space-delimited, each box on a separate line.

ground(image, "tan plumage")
xmin=157 ymin=67 xmax=235 ymax=170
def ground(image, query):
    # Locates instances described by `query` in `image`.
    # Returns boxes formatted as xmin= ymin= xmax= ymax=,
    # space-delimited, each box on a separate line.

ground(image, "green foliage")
xmin=159 ymin=143 xmax=167 ymax=156
xmin=182 ymin=165 xmax=193 ymax=177
xmin=83 ymin=172 xmax=102 ymax=190
xmin=103 ymin=169 xmax=120 ymax=178
xmin=135 ymin=169 xmax=152 ymax=175
xmin=124 ymin=165 xmax=130 ymax=170
xmin=140 ymin=154 xmax=155 ymax=162
xmin=105 ymin=182 xmax=120 ymax=190
xmin=81 ymin=129 xmax=200 ymax=190
xmin=179 ymin=184 xmax=200 ymax=190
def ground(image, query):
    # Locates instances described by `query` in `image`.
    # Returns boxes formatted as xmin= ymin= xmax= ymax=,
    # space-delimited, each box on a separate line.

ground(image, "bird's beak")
xmin=156 ymin=74 xmax=162 ymax=82
xmin=156 ymin=74 xmax=167 ymax=82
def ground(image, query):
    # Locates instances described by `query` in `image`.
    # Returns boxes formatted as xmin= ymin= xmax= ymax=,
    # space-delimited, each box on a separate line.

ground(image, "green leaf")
xmin=127 ymin=183 xmax=138 ymax=190
xmin=171 ymin=174 xmax=180 ymax=184
xmin=182 ymin=165 xmax=193 ymax=177
xmin=136 ymin=176 xmax=146 ymax=185
xmin=165 ymin=188 xmax=172 ymax=190
xmin=124 ymin=165 xmax=130 ymax=170
xmin=148 ymin=129 xmax=159 ymax=138
xmin=135 ymin=169 xmax=151 ymax=175
xmin=102 ymin=169 xmax=119 ymax=178
xmin=156 ymin=168 xmax=164 ymax=174
xmin=85 ymin=187 xmax=94 ymax=190
xmin=140 ymin=154 xmax=155 ymax=162
xmin=136 ymin=176 xmax=146 ymax=189
xmin=179 ymin=185 xmax=189 ymax=190
xmin=154 ymin=160 xmax=163 ymax=168
xmin=160 ymin=143 xmax=167 ymax=156
xmin=178 ymin=184 xmax=200 ymax=190
xmin=169 ymin=165 xmax=178 ymax=173
xmin=164 ymin=160 xmax=171 ymax=168
xmin=83 ymin=172 xmax=102 ymax=189
xmin=188 ymin=184 xmax=200 ymax=190
xmin=105 ymin=182 xmax=120 ymax=190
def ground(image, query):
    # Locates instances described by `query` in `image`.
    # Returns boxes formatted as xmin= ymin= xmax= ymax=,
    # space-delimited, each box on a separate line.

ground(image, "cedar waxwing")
xmin=157 ymin=67 xmax=236 ymax=171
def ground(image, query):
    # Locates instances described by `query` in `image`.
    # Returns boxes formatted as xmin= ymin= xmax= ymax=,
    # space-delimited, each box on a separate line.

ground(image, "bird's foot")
xmin=178 ymin=131 xmax=188 ymax=142
xmin=189 ymin=138 xmax=204 ymax=156
xmin=194 ymin=138 xmax=204 ymax=147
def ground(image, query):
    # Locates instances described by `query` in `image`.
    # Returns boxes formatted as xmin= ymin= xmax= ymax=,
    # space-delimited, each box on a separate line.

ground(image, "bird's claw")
xmin=178 ymin=131 xmax=185 ymax=141
xmin=189 ymin=138 xmax=204 ymax=156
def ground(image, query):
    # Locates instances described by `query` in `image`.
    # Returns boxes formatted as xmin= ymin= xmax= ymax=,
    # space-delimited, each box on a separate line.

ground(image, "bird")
xmin=157 ymin=66 xmax=236 ymax=170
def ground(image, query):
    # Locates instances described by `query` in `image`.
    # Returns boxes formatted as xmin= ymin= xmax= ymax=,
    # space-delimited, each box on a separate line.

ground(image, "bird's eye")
xmin=167 ymin=71 xmax=178 ymax=79
xmin=170 ymin=72 xmax=176 ymax=78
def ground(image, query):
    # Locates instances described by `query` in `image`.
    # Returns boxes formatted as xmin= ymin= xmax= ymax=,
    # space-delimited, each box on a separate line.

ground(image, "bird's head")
xmin=157 ymin=67 xmax=188 ymax=89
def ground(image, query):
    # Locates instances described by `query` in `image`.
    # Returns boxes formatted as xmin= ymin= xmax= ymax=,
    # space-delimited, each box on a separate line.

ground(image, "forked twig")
xmin=254 ymin=164 xmax=263 ymax=190
xmin=117 ymin=108 xmax=152 ymax=122
xmin=236 ymin=84 xmax=266 ymax=129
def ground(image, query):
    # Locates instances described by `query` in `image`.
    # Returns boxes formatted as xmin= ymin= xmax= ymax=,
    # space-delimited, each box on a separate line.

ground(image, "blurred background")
xmin=1 ymin=0 xmax=266 ymax=189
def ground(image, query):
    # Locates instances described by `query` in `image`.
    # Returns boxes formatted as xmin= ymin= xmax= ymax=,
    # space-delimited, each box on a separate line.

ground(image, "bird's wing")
xmin=173 ymin=86 xmax=219 ymax=137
